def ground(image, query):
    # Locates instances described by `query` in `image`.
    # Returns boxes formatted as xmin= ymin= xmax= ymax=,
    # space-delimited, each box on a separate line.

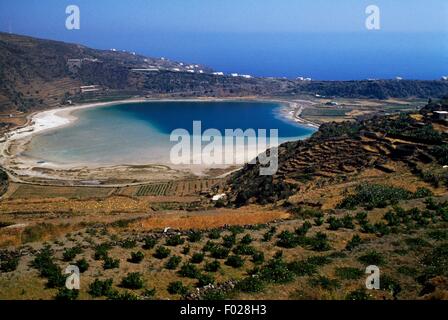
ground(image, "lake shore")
xmin=0 ymin=97 xmax=317 ymax=185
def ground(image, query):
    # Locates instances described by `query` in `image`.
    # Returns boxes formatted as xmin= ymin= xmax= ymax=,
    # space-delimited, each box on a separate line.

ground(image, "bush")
xmin=153 ymin=246 xmax=171 ymax=259
xmin=427 ymin=229 xmax=448 ymax=241
xmin=196 ymin=273 xmax=215 ymax=287
xmin=338 ymin=184 xmax=413 ymax=210
xmin=208 ymin=229 xmax=221 ymax=239
xmin=93 ymin=243 xmax=111 ymax=260
xmin=225 ymin=255 xmax=244 ymax=268
xmin=178 ymin=263 xmax=200 ymax=278
xmin=306 ymin=255 xmax=332 ymax=266
xmin=190 ymin=252 xmax=205 ymax=264
xmin=260 ymin=258 xmax=294 ymax=284
xmin=55 ymin=288 xmax=79 ymax=300
xmin=62 ymin=246 xmax=83 ymax=262
xmin=165 ymin=235 xmax=185 ymax=246
xmin=236 ymin=276 xmax=265 ymax=293
xmin=240 ymin=234 xmax=253 ymax=245
xmin=309 ymin=276 xmax=341 ymax=291
xmin=287 ymin=260 xmax=317 ymax=276
xmin=233 ymin=244 xmax=256 ymax=256
xmin=204 ymin=260 xmax=221 ymax=272
xmin=295 ymin=221 xmax=312 ymax=236
xmin=165 ymin=256 xmax=182 ymax=270
xmin=128 ymin=251 xmax=144 ymax=264
xmin=120 ymin=239 xmax=137 ymax=249
xmin=75 ymin=258 xmax=89 ymax=273
xmin=307 ymin=232 xmax=331 ymax=252
xmin=89 ymin=278 xmax=113 ymax=297
xmin=188 ymin=231 xmax=202 ymax=243
xmin=252 ymin=251 xmax=265 ymax=265
xmin=182 ymin=245 xmax=191 ymax=255
xmin=346 ymin=288 xmax=371 ymax=300
xmin=142 ymin=237 xmax=157 ymax=250
xmin=335 ymin=267 xmax=364 ymax=280
xmin=210 ymin=246 xmax=230 ymax=259
xmin=31 ymin=246 xmax=66 ymax=288
xmin=358 ymin=251 xmax=385 ymax=266
xmin=262 ymin=227 xmax=277 ymax=242
xmin=0 ymin=252 xmax=19 ymax=273
xmin=167 ymin=281 xmax=189 ymax=295
xmin=120 ymin=272 xmax=144 ymax=289
xmin=103 ymin=257 xmax=120 ymax=270
xmin=276 ymin=230 xmax=299 ymax=248
xmin=222 ymin=234 xmax=236 ymax=248
xmin=345 ymin=234 xmax=362 ymax=251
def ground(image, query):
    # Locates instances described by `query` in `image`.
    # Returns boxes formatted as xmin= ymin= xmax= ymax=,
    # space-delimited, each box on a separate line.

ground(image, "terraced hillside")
xmin=225 ymin=98 xmax=448 ymax=206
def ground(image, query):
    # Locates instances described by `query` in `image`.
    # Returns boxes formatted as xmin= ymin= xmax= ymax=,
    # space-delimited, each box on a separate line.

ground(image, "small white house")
xmin=434 ymin=111 xmax=448 ymax=121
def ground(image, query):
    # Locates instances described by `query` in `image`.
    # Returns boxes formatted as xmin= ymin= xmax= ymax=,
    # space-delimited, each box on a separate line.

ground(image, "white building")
xmin=213 ymin=72 xmax=224 ymax=76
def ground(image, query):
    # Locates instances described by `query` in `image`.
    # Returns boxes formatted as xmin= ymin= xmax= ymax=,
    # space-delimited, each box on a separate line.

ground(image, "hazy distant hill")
xmin=1 ymin=32 xmax=448 ymax=112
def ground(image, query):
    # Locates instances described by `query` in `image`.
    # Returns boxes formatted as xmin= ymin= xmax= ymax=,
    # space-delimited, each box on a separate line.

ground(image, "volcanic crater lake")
xmin=24 ymin=101 xmax=316 ymax=166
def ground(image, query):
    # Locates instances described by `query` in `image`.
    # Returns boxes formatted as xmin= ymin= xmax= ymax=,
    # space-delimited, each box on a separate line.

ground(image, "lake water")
xmin=24 ymin=101 xmax=316 ymax=166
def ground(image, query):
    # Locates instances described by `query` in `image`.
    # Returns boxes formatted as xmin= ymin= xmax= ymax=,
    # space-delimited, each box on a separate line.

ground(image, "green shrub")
xmin=397 ymin=266 xmax=418 ymax=277
xmin=103 ymin=256 xmax=120 ymax=270
xmin=210 ymin=246 xmax=230 ymax=259
xmin=309 ymin=276 xmax=341 ymax=290
xmin=120 ymin=239 xmax=137 ymax=249
xmin=251 ymin=251 xmax=265 ymax=265
xmin=31 ymin=246 xmax=66 ymax=288
xmin=165 ymin=256 xmax=182 ymax=270
xmin=62 ymin=246 xmax=83 ymax=262
xmin=287 ymin=260 xmax=317 ymax=276
xmin=240 ymin=234 xmax=253 ymax=245
xmin=236 ymin=276 xmax=265 ymax=293
xmin=307 ymin=232 xmax=331 ymax=252
xmin=196 ymin=273 xmax=215 ymax=287
xmin=225 ymin=255 xmax=244 ymax=268
xmin=222 ymin=234 xmax=236 ymax=248
xmin=167 ymin=281 xmax=189 ymax=295
xmin=128 ymin=251 xmax=144 ymax=264
xmin=338 ymin=184 xmax=413 ymax=210
xmin=165 ymin=235 xmax=185 ymax=246
xmin=414 ymin=187 xmax=433 ymax=199
xmin=260 ymin=258 xmax=294 ymax=284
xmin=262 ymin=227 xmax=277 ymax=242
xmin=335 ymin=267 xmax=363 ymax=280
xmin=188 ymin=231 xmax=202 ymax=243
xmin=55 ymin=288 xmax=79 ymax=300
xmin=345 ymin=234 xmax=362 ymax=251
xmin=93 ymin=243 xmax=111 ymax=260
xmin=75 ymin=258 xmax=89 ymax=273
xmin=182 ymin=245 xmax=191 ymax=255
xmin=232 ymin=244 xmax=256 ymax=256
xmin=358 ymin=251 xmax=385 ymax=266
xmin=178 ymin=263 xmax=200 ymax=278
xmin=346 ymin=288 xmax=371 ymax=300
xmin=381 ymin=275 xmax=402 ymax=298
xmin=89 ymin=278 xmax=113 ymax=297
xmin=204 ymin=260 xmax=221 ymax=272
xmin=120 ymin=272 xmax=144 ymax=289
xmin=276 ymin=230 xmax=299 ymax=248
xmin=208 ymin=229 xmax=221 ymax=240
xmin=295 ymin=221 xmax=312 ymax=236
xmin=306 ymin=255 xmax=332 ymax=266
xmin=142 ymin=237 xmax=157 ymax=250
xmin=427 ymin=229 xmax=448 ymax=241
xmin=327 ymin=217 xmax=343 ymax=230
xmin=153 ymin=246 xmax=171 ymax=259
xmin=0 ymin=252 xmax=19 ymax=272
xmin=143 ymin=288 xmax=156 ymax=298
xmin=190 ymin=252 xmax=205 ymax=264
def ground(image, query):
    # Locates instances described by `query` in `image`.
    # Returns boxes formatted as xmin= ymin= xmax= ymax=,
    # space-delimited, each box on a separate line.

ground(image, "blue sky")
xmin=0 ymin=0 xmax=447 ymax=79
xmin=0 ymin=0 xmax=447 ymax=34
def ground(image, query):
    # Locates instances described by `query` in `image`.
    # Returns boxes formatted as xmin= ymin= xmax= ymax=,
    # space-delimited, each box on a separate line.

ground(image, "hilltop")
xmin=1 ymin=33 xmax=448 ymax=114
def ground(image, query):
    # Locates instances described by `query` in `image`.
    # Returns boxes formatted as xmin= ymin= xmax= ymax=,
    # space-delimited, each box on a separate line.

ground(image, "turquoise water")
xmin=24 ymin=101 xmax=316 ymax=166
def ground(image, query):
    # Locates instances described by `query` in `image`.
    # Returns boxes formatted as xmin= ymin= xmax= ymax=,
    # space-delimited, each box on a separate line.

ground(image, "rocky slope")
xmin=225 ymin=98 xmax=448 ymax=206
